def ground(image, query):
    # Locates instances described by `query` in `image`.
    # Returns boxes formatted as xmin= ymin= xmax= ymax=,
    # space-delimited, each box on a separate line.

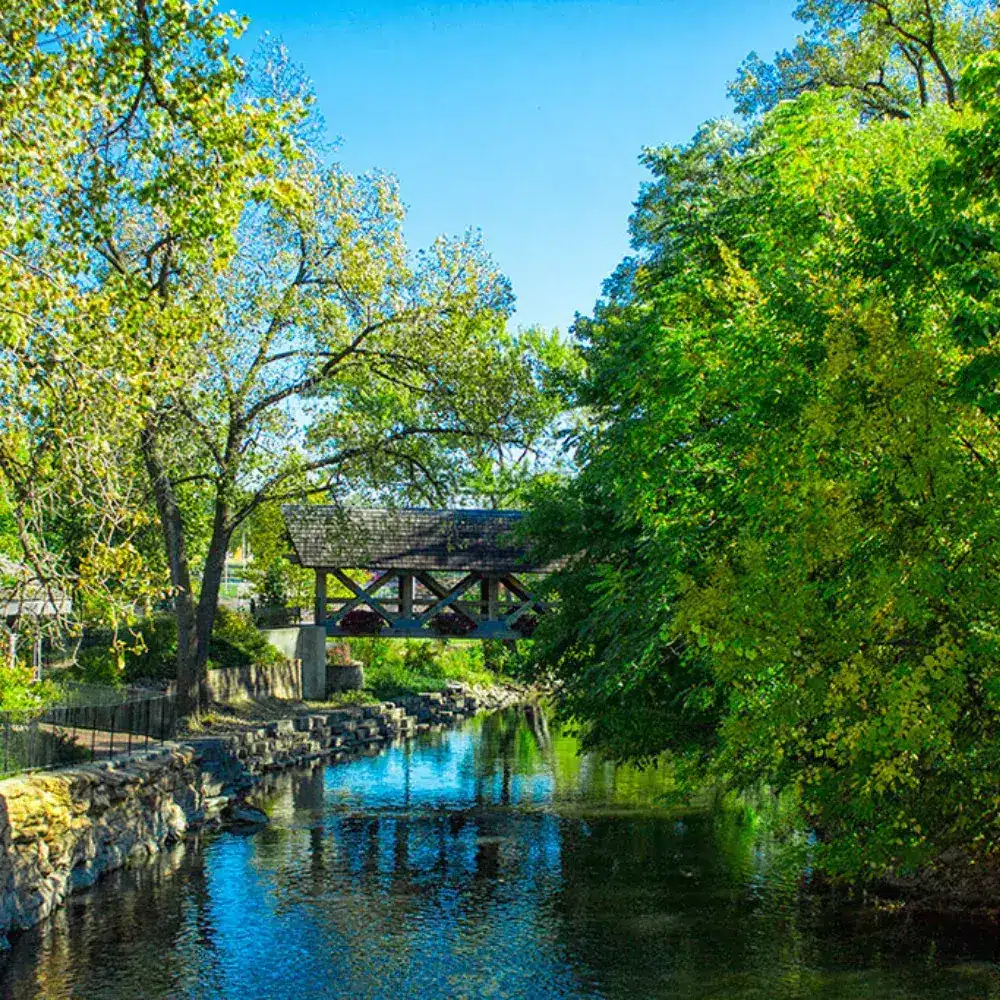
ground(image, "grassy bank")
xmin=346 ymin=637 xmax=513 ymax=700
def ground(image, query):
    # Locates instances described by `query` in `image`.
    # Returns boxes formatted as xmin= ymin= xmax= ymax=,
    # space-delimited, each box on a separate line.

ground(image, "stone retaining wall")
xmin=199 ymin=683 xmax=527 ymax=774
xmin=203 ymin=659 xmax=303 ymax=703
xmin=0 ymin=747 xmax=227 ymax=950
xmin=0 ymin=682 xmax=529 ymax=951
xmin=167 ymin=659 xmax=303 ymax=704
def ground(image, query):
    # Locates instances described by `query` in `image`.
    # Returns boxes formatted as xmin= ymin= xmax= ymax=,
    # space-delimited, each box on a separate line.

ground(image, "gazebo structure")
xmin=1 ymin=557 xmax=72 ymax=677
xmin=282 ymin=506 xmax=555 ymax=641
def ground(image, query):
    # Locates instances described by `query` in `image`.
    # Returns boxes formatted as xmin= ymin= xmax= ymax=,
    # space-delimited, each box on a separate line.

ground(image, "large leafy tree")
xmin=2 ymin=5 xmax=566 ymax=712
xmin=731 ymin=0 xmax=998 ymax=119
xmin=530 ymin=35 xmax=1000 ymax=873
xmin=0 ymin=0 xmax=300 ymax=642
xmin=127 ymin=48 xmax=569 ymax=712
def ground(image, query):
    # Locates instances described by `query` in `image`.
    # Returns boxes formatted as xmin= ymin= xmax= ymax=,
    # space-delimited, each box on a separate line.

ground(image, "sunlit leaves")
xmin=529 ymin=46 xmax=1000 ymax=877
xmin=0 ymin=1 xmax=303 ymax=631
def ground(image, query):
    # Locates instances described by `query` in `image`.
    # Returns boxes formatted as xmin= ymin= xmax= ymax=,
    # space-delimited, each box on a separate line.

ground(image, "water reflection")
xmin=2 ymin=710 xmax=1000 ymax=999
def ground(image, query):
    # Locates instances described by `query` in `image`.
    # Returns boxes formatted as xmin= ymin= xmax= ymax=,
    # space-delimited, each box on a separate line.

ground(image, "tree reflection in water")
xmin=2 ymin=709 xmax=1000 ymax=999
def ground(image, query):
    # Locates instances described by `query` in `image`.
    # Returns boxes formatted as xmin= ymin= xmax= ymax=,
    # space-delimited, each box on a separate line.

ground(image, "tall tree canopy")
xmin=2 ymin=5 xmax=567 ymax=708
xmin=530 ymin=30 xmax=1000 ymax=873
xmin=140 ymin=121 xmax=566 ymax=710
xmin=1 ymin=0 xmax=300 ymax=637
xmin=731 ymin=0 xmax=998 ymax=119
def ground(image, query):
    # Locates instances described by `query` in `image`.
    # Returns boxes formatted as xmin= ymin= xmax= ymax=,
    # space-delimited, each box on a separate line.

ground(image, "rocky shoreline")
xmin=0 ymin=682 xmax=530 ymax=951
xmin=194 ymin=681 xmax=528 ymax=778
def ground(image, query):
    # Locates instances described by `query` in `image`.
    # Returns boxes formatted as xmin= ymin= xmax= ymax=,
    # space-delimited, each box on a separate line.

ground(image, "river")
xmin=1 ymin=709 xmax=998 ymax=999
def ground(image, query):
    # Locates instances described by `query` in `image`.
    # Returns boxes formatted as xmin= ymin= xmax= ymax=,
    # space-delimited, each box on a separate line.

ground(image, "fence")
xmin=0 ymin=683 xmax=176 ymax=778
xmin=252 ymin=605 xmax=302 ymax=628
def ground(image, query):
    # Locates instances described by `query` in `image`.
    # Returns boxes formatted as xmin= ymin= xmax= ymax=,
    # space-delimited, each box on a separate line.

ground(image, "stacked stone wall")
xmin=207 ymin=682 xmax=527 ymax=774
xmin=167 ymin=659 xmax=303 ymax=704
xmin=0 ymin=747 xmax=226 ymax=949
xmin=0 ymin=682 xmax=529 ymax=950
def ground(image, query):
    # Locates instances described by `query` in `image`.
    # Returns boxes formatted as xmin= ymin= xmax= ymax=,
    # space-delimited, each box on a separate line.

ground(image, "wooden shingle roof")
xmin=282 ymin=506 xmax=553 ymax=573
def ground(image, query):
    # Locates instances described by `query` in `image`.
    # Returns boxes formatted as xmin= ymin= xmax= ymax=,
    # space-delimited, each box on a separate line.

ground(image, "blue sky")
xmin=236 ymin=0 xmax=801 ymax=332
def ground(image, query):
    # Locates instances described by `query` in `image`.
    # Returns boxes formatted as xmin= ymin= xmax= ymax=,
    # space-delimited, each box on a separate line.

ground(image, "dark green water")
xmin=2 ymin=709 xmax=999 ymax=999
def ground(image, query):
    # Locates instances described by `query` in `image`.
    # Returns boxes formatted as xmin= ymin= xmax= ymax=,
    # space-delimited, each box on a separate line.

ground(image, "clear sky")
xmin=235 ymin=0 xmax=801 ymax=332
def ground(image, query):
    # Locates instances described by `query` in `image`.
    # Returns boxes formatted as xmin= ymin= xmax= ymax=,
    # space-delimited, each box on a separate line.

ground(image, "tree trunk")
xmin=193 ymin=509 xmax=232 ymax=711
xmin=141 ymin=420 xmax=200 ymax=715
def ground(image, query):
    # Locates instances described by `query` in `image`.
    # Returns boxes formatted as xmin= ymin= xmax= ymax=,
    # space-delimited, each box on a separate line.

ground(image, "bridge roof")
xmin=283 ymin=506 xmax=552 ymax=573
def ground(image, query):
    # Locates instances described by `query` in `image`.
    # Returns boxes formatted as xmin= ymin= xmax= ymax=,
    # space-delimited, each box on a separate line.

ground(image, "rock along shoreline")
xmin=0 ymin=682 xmax=529 ymax=953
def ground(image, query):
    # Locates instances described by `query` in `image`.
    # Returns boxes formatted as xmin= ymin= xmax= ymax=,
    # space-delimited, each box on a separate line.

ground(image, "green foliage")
xmin=530 ymin=38 xmax=1000 ymax=878
xmin=72 ymin=607 xmax=282 ymax=685
xmin=2 ymin=2 xmax=572 ymax=713
xmin=126 ymin=615 xmax=180 ymax=682
xmin=207 ymin=607 xmax=284 ymax=671
xmin=730 ymin=0 xmax=995 ymax=120
xmin=258 ymin=563 xmax=291 ymax=609
xmin=70 ymin=647 xmax=126 ymax=689
xmin=0 ymin=664 xmax=62 ymax=715
xmin=0 ymin=0 xmax=302 ymax=637
xmin=350 ymin=637 xmax=505 ymax=699
xmin=243 ymin=502 xmax=313 ymax=610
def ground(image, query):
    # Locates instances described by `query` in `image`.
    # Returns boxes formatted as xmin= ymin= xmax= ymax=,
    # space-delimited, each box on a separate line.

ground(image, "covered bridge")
xmin=283 ymin=506 xmax=556 ymax=641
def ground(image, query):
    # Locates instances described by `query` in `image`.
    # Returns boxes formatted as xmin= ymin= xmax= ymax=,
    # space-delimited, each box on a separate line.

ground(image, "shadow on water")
xmin=3 ymin=708 xmax=1000 ymax=999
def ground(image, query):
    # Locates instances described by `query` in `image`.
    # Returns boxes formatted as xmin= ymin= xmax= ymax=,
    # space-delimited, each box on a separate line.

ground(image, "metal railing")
xmin=0 ymin=684 xmax=176 ymax=778
xmin=252 ymin=605 xmax=302 ymax=628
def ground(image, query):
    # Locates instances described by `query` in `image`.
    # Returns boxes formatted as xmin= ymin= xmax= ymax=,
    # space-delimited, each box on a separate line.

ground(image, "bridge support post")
xmin=297 ymin=626 xmax=327 ymax=700
xmin=399 ymin=573 xmax=414 ymax=621
xmin=482 ymin=575 xmax=499 ymax=620
xmin=314 ymin=570 xmax=327 ymax=627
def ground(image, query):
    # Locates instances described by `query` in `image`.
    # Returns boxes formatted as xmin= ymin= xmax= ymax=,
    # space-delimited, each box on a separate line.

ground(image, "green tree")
xmin=131 ymin=49 xmax=568 ymax=711
xmin=0 ymin=0 xmax=300 ymax=648
xmin=530 ymin=37 xmax=1000 ymax=874
xmin=731 ymin=0 xmax=997 ymax=120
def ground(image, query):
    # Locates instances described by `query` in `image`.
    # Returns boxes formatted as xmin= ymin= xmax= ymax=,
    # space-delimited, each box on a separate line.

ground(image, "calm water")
xmin=3 ymin=709 xmax=1000 ymax=999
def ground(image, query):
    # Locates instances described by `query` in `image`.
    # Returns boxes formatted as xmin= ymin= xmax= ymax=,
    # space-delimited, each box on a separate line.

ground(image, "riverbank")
xmin=4 ymin=708 xmax=997 ymax=1000
xmin=0 ymin=681 xmax=531 ymax=952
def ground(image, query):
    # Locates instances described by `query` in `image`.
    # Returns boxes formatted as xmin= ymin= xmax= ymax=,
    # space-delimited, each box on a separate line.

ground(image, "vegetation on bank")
xmin=66 ymin=609 xmax=284 ymax=689
xmin=527 ymin=2 xmax=1000 ymax=879
xmin=349 ymin=638 xmax=514 ymax=700
xmin=61 ymin=620 xmax=512 ymax=704
xmin=0 ymin=665 xmax=64 ymax=717
xmin=6 ymin=0 xmax=1000 ymax=890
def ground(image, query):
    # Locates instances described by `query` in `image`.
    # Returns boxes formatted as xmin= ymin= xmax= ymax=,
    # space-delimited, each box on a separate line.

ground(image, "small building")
xmin=1 ymin=557 xmax=72 ymax=676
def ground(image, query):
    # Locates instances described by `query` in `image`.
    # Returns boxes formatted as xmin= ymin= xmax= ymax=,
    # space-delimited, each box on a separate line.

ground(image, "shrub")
xmin=431 ymin=612 xmax=477 ymax=636
xmin=0 ymin=663 xmax=63 ymax=714
xmin=81 ymin=607 xmax=284 ymax=683
xmin=339 ymin=610 xmax=384 ymax=635
xmin=208 ymin=607 xmax=284 ymax=670
xmin=512 ymin=614 xmax=538 ymax=637
xmin=356 ymin=637 xmax=505 ymax=699
xmin=69 ymin=647 xmax=124 ymax=689
xmin=256 ymin=562 xmax=289 ymax=609
xmin=123 ymin=614 xmax=178 ymax=682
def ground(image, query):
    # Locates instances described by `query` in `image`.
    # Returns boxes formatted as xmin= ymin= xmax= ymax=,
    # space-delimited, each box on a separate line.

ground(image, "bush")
xmin=256 ymin=562 xmax=289 ymax=609
xmin=79 ymin=607 xmax=283 ymax=684
xmin=339 ymin=610 xmax=384 ymax=635
xmin=351 ymin=637 xmax=507 ymax=700
xmin=207 ymin=607 xmax=285 ymax=670
xmin=73 ymin=615 xmax=178 ymax=685
xmin=512 ymin=614 xmax=538 ymax=637
xmin=69 ymin=647 xmax=124 ymax=688
xmin=124 ymin=614 xmax=178 ymax=682
xmin=431 ymin=613 xmax=477 ymax=636
xmin=0 ymin=663 xmax=63 ymax=714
